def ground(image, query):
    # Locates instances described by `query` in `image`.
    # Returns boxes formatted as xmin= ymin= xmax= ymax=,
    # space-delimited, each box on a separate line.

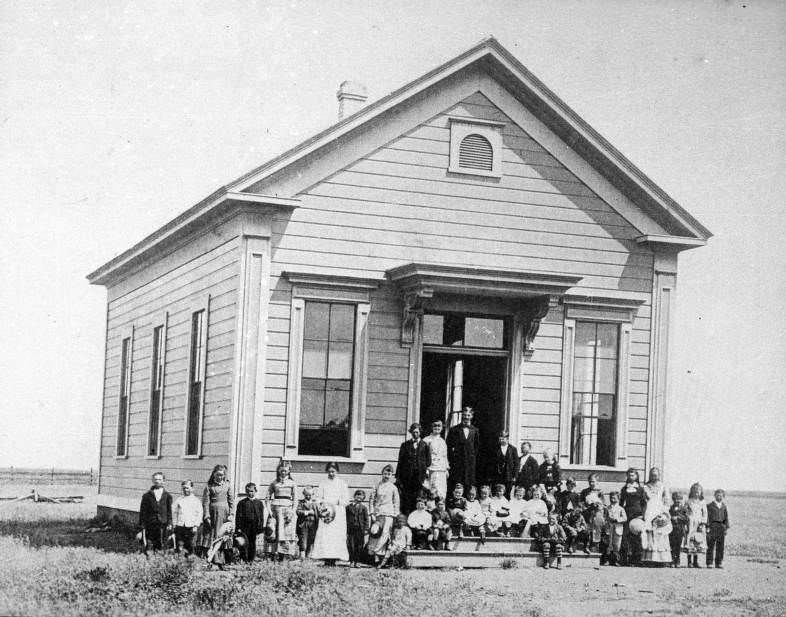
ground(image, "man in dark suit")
xmin=139 ymin=471 xmax=173 ymax=552
xmin=446 ymin=407 xmax=480 ymax=494
xmin=490 ymin=431 xmax=519 ymax=497
xmin=516 ymin=440 xmax=540 ymax=493
xmin=395 ymin=422 xmax=431 ymax=514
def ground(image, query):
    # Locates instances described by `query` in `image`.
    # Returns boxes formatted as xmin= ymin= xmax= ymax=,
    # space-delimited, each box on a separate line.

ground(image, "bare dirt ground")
xmin=393 ymin=558 xmax=786 ymax=617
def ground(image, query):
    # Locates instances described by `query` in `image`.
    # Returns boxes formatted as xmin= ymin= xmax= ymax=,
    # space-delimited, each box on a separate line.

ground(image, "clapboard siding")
xmin=99 ymin=236 xmax=240 ymax=504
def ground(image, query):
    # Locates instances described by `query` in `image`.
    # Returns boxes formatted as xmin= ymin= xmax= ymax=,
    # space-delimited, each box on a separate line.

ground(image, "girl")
xmin=366 ymin=464 xmax=400 ymax=564
xmin=619 ymin=467 xmax=646 ymax=566
xmin=641 ymin=466 xmax=672 ymax=565
xmin=266 ymin=460 xmax=297 ymax=560
xmin=521 ymin=485 xmax=549 ymax=538
xmin=377 ymin=514 xmax=411 ymax=569
xmin=683 ymin=482 xmax=708 ymax=567
xmin=580 ymin=473 xmax=605 ymax=551
xmin=489 ymin=483 xmax=512 ymax=536
xmin=463 ymin=485 xmax=486 ymax=540
xmin=311 ymin=462 xmax=349 ymax=565
xmin=478 ymin=485 xmax=500 ymax=536
xmin=446 ymin=483 xmax=467 ymax=538
xmin=201 ymin=464 xmax=234 ymax=568
xmin=538 ymin=448 xmax=561 ymax=492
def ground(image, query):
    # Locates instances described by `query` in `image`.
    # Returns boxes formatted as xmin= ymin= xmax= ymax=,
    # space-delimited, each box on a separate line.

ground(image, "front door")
xmin=418 ymin=309 xmax=510 ymax=486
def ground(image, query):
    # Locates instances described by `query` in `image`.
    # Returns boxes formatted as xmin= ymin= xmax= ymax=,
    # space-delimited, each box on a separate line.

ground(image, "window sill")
xmin=183 ymin=454 xmax=202 ymax=460
xmin=114 ymin=455 xmax=128 ymax=460
xmin=145 ymin=455 xmax=161 ymax=460
xmin=286 ymin=455 xmax=367 ymax=465
xmin=447 ymin=165 xmax=502 ymax=179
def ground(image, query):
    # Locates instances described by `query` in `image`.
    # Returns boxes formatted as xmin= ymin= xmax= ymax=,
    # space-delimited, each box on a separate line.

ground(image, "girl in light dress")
xmin=641 ymin=467 xmax=673 ymax=565
xmin=463 ymin=485 xmax=487 ymax=540
xmin=311 ymin=462 xmax=349 ymax=565
xmin=521 ymin=485 xmax=549 ymax=538
xmin=423 ymin=420 xmax=449 ymax=500
xmin=366 ymin=464 xmax=401 ymax=564
xmin=682 ymin=482 xmax=708 ymax=568
xmin=489 ymin=483 xmax=513 ymax=536
xmin=265 ymin=460 xmax=298 ymax=560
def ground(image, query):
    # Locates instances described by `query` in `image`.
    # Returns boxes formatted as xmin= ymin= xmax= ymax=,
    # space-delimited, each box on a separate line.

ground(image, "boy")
xmin=346 ymin=489 xmax=370 ymax=566
xmin=296 ymin=486 xmax=320 ymax=560
xmin=173 ymin=480 xmax=202 ymax=555
xmin=668 ymin=491 xmax=689 ymax=567
xmin=235 ymin=482 xmax=266 ymax=563
xmin=138 ymin=472 xmax=173 ymax=553
xmin=538 ymin=511 xmax=567 ymax=570
xmin=561 ymin=508 xmax=587 ymax=554
xmin=557 ymin=477 xmax=581 ymax=516
xmin=446 ymin=483 xmax=467 ymax=538
xmin=407 ymin=497 xmax=432 ymax=550
xmin=490 ymin=483 xmax=512 ymax=536
xmin=463 ymin=486 xmax=486 ymax=541
xmin=706 ymin=489 xmax=730 ymax=569
xmin=538 ymin=448 xmax=561 ymax=492
xmin=431 ymin=498 xmax=452 ymax=550
xmin=600 ymin=491 xmax=626 ymax=566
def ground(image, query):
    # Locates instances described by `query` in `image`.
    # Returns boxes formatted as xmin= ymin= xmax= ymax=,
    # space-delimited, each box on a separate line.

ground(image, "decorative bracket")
xmin=401 ymin=288 xmax=433 ymax=344
xmin=522 ymin=295 xmax=551 ymax=354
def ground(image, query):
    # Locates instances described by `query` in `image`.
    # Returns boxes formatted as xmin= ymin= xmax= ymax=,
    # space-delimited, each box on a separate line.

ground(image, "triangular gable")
xmin=232 ymin=37 xmax=710 ymax=242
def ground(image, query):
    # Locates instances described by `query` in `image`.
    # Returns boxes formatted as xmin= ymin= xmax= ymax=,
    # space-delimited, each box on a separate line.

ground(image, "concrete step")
xmin=407 ymin=549 xmax=599 ymax=569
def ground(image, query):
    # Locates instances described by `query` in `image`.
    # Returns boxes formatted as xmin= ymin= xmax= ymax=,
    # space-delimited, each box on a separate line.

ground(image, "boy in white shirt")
xmin=173 ymin=480 xmax=202 ymax=555
xmin=407 ymin=498 xmax=432 ymax=549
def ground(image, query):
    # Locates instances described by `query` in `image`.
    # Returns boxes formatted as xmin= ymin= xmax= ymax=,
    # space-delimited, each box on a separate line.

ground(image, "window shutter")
xmin=458 ymin=134 xmax=493 ymax=171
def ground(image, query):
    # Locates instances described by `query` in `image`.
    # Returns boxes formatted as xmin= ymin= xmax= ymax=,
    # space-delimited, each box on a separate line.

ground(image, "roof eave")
xmin=86 ymin=191 xmax=299 ymax=286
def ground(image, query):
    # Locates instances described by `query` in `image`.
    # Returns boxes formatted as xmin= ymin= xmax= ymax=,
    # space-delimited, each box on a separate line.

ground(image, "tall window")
xmin=299 ymin=302 xmax=356 ymax=456
xmin=185 ymin=309 xmax=206 ymax=456
xmin=570 ymin=321 xmax=619 ymax=466
xmin=116 ymin=336 xmax=132 ymax=456
xmin=147 ymin=324 xmax=166 ymax=457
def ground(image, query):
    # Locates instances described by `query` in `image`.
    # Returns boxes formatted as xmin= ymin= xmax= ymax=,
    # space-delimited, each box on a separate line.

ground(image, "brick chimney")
xmin=336 ymin=81 xmax=368 ymax=120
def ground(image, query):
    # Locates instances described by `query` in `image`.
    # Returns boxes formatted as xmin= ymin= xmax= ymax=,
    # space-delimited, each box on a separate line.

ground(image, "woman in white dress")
xmin=641 ymin=466 xmax=673 ymax=565
xmin=423 ymin=419 xmax=449 ymax=499
xmin=311 ymin=461 xmax=349 ymax=565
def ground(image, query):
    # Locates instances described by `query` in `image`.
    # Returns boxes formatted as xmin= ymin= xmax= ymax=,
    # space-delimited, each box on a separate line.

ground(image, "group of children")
xmin=141 ymin=465 xmax=731 ymax=571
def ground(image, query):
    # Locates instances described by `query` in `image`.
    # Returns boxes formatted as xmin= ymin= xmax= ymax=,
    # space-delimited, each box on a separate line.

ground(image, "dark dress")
xmin=538 ymin=460 xmax=561 ymax=492
xmin=490 ymin=444 xmax=519 ymax=497
xmin=235 ymin=497 xmax=266 ymax=562
xmin=395 ymin=438 xmax=431 ymax=514
xmin=446 ymin=424 xmax=479 ymax=493
xmin=619 ymin=483 xmax=646 ymax=565
xmin=139 ymin=488 xmax=173 ymax=551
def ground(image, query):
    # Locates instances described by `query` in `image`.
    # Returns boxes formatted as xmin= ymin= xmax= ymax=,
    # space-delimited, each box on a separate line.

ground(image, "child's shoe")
xmin=555 ymin=559 xmax=562 ymax=570
xmin=542 ymin=561 xmax=550 ymax=569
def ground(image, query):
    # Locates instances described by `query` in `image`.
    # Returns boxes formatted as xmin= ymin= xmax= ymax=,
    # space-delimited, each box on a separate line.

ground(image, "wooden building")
xmin=88 ymin=38 xmax=710 ymax=517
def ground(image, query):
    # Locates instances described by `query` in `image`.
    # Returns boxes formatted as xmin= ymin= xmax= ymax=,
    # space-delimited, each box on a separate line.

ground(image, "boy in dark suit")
xmin=516 ymin=440 xmax=539 ymax=493
xmin=346 ymin=489 xmax=370 ymax=567
xmin=138 ymin=472 xmax=173 ymax=553
xmin=490 ymin=431 xmax=519 ymax=497
xmin=706 ymin=488 xmax=730 ymax=568
xmin=395 ymin=422 xmax=431 ymax=514
xmin=235 ymin=482 xmax=266 ymax=562
xmin=446 ymin=407 xmax=480 ymax=494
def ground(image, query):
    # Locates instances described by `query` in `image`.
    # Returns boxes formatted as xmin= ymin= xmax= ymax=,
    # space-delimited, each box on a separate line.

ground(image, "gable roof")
xmin=228 ymin=36 xmax=711 ymax=241
xmin=88 ymin=37 xmax=709 ymax=286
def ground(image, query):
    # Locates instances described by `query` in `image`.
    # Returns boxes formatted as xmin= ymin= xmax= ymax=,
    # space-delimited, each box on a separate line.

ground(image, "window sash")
xmin=184 ymin=303 xmax=208 ymax=457
xmin=147 ymin=322 xmax=166 ymax=458
xmin=116 ymin=333 xmax=132 ymax=457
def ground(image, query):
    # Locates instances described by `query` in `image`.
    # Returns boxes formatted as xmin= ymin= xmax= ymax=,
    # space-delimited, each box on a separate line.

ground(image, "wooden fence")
xmin=0 ymin=467 xmax=96 ymax=485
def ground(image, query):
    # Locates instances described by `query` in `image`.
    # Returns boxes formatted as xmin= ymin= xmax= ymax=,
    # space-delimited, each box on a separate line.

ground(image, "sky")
xmin=0 ymin=1 xmax=784 ymax=491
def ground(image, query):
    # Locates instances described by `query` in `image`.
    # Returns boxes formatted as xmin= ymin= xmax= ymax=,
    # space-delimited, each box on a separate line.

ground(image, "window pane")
xmin=186 ymin=381 xmax=202 ymax=455
xmin=597 ymin=393 xmax=615 ymax=420
xmin=572 ymin=355 xmax=595 ymax=392
xmin=574 ymin=321 xmax=596 ymax=357
xmin=596 ymin=358 xmax=617 ymax=394
xmin=304 ymin=302 xmax=330 ymax=340
xmin=464 ymin=317 xmax=504 ymax=348
xmin=299 ymin=426 xmax=349 ymax=456
xmin=190 ymin=311 xmax=204 ymax=380
xmin=325 ymin=379 xmax=351 ymax=426
xmin=423 ymin=314 xmax=444 ymax=345
xmin=443 ymin=314 xmax=464 ymax=346
xmin=327 ymin=341 xmax=353 ymax=379
xmin=148 ymin=395 xmax=160 ymax=456
xmin=302 ymin=339 xmax=328 ymax=378
xmin=595 ymin=323 xmax=619 ymax=359
xmin=300 ymin=386 xmax=325 ymax=427
xmin=329 ymin=304 xmax=355 ymax=342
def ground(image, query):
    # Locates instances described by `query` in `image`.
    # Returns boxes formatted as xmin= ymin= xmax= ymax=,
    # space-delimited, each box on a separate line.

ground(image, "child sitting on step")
xmin=538 ymin=511 xmax=567 ymax=570
xmin=431 ymin=498 xmax=452 ymax=550
xmin=446 ymin=483 xmax=467 ymax=538
xmin=377 ymin=514 xmax=411 ymax=569
xmin=490 ymin=483 xmax=512 ymax=536
xmin=463 ymin=486 xmax=487 ymax=541
xmin=407 ymin=497 xmax=432 ymax=550
xmin=507 ymin=486 xmax=528 ymax=536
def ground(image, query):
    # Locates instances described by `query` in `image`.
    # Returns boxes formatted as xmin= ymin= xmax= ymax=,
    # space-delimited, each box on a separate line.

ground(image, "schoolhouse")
xmin=88 ymin=37 xmax=710 ymax=518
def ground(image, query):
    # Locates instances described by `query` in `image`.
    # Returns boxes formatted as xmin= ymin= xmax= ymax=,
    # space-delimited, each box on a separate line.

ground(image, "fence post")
xmin=51 ymin=467 xmax=55 ymax=483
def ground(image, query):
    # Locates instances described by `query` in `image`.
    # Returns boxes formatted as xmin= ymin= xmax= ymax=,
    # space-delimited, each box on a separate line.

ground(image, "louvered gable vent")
xmin=458 ymin=134 xmax=493 ymax=171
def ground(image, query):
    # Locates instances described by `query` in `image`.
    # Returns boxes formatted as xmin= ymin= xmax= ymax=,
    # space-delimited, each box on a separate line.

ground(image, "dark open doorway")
xmin=419 ymin=352 xmax=508 ymax=485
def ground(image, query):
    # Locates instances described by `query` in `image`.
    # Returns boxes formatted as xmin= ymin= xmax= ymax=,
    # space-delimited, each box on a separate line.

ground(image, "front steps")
xmin=407 ymin=536 xmax=600 ymax=569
